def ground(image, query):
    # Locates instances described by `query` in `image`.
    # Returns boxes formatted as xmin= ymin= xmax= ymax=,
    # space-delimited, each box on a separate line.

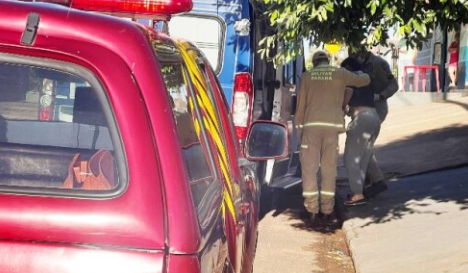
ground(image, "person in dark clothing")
xmin=341 ymin=57 xmax=382 ymax=206
xmin=350 ymin=47 xmax=398 ymax=197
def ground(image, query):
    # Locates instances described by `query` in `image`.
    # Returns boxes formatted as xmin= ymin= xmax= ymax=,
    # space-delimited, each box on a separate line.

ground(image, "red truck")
xmin=0 ymin=0 xmax=288 ymax=272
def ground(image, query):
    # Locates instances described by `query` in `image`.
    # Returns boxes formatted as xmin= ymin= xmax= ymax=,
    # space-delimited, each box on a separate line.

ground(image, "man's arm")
xmin=378 ymin=60 xmax=399 ymax=100
xmin=342 ymin=68 xmax=370 ymax=88
xmin=379 ymin=79 xmax=398 ymax=100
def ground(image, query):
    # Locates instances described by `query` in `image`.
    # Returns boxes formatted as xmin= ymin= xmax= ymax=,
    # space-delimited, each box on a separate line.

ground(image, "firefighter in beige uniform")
xmin=295 ymin=51 xmax=370 ymax=222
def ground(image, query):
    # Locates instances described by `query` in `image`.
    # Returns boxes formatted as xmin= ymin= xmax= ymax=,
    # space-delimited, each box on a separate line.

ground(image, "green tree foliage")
xmin=257 ymin=0 xmax=468 ymax=65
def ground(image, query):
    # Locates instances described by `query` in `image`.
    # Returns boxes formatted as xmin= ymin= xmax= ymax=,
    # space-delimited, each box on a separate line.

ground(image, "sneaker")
xmin=364 ymin=181 xmax=388 ymax=198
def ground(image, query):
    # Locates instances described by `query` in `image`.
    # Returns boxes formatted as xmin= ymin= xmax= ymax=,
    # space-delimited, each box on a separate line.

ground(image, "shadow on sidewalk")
xmin=266 ymin=165 xmax=468 ymax=233
xmin=260 ymin=185 xmax=350 ymax=234
xmin=337 ymin=166 xmax=468 ymax=228
xmin=260 ymin=185 xmax=345 ymax=234
xmin=373 ymin=124 xmax=468 ymax=176
xmin=445 ymin=99 xmax=468 ymax=112
xmin=261 ymin=122 xmax=468 ymax=232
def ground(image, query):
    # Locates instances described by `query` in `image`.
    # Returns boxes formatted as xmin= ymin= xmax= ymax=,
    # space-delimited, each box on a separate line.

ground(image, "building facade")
xmin=398 ymin=25 xmax=468 ymax=92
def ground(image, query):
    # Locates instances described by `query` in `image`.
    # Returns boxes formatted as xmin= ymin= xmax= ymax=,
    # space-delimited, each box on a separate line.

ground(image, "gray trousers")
xmin=300 ymin=128 xmax=339 ymax=214
xmin=366 ymin=100 xmax=387 ymax=183
xmin=374 ymin=100 xmax=388 ymax=122
xmin=345 ymin=108 xmax=381 ymax=195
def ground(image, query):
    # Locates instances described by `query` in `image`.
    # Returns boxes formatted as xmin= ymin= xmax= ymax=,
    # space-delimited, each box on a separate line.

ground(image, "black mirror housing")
xmin=245 ymin=121 xmax=289 ymax=161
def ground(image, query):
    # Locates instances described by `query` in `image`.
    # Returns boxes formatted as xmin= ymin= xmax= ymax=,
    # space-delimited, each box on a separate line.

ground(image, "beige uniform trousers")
xmin=300 ymin=128 xmax=339 ymax=214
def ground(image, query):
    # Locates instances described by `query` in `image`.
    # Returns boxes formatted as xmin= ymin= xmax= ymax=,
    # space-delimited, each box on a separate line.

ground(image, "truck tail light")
xmin=32 ymin=0 xmax=193 ymax=18
xmin=232 ymin=73 xmax=253 ymax=141
xmin=39 ymin=79 xmax=55 ymax=121
xmin=39 ymin=107 xmax=52 ymax=121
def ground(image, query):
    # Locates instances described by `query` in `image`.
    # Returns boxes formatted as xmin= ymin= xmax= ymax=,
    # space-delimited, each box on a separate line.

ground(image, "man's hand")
xmin=342 ymin=104 xmax=349 ymax=113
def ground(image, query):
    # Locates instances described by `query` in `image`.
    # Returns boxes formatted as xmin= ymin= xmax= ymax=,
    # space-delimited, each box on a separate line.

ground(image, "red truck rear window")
xmin=0 ymin=59 xmax=122 ymax=195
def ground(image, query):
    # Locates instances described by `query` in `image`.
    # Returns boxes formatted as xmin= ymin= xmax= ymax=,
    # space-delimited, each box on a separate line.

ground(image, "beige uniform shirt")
xmin=295 ymin=64 xmax=370 ymax=132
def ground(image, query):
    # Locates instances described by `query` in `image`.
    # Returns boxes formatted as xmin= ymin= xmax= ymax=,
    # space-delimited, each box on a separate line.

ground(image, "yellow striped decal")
xmin=176 ymin=41 xmax=236 ymax=222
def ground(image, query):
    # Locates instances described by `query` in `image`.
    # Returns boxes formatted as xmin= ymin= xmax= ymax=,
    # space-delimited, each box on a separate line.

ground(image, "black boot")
xmin=322 ymin=212 xmax=339 ymax=230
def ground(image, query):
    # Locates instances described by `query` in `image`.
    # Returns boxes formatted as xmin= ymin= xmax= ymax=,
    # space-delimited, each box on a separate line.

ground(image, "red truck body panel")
xmin=0 ymin=0 xmax=264 ymax=272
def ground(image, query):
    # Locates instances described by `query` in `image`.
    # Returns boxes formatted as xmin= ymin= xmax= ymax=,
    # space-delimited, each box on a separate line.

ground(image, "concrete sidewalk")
xmin=337 ymin=96 xmax=468 ymax=273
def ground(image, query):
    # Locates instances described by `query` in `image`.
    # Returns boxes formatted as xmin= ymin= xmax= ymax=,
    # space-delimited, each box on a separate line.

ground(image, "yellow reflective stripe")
xmin=184 ymin=51 xmax=209 ymax=94
xmin=188 ymin=99 xmax=201 ymax=136
xmin=321 ymin=191 xmax=335 ymax=197
xmin=304 ymin=191 xmax=335 ymax=197
xmin=201 ymin=117 xmax=232 ymax=192
xmin=176 ymin=41 xmax=237 ymax=222
xmin=204 ymin=117 xmax=235 ymax=216
xmin=303 ymin=122 xmax=343 ymax=129
xmin=202 ymin=104 xmax=228 ymax=165
xmin=224 ymin=190 xmax=236 ymax=222
xmin=181 ymin=60 xmax=190 ymax=85
xmin=301 ymin=144 xmax=308 ymax=149
xmin=219 ymin=156 xmax=233 ymax=194
xmin=199 ymin=100 xmax=235 ymax=217
xmin=197 ymin=96 xmax=235 ymax=206
xmin=303 ymin=191 xmax=319 ymax=197
xmin=194 ymin=91 xmax=229 ymax=182
xmin=188 ymin=64 xmax=227 ymax=178
xmin=196 ymin=88 xmax=220 ymax=135
xmin=197 ymin=95 xmax=217 ymax=127
xmin=199 ymin=87 xmax=219 ymax=127
xmin=201 ymin=114 xmax=233 ymax=196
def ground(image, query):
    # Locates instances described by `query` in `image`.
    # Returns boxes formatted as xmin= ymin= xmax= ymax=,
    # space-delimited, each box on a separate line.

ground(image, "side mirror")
xmin=245 ymin=121 xmax=289 ymax=161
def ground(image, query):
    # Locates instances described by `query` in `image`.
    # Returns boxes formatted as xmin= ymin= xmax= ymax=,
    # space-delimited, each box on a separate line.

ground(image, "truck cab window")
xmin=159 ymin=61 xmax=217 ymax=213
